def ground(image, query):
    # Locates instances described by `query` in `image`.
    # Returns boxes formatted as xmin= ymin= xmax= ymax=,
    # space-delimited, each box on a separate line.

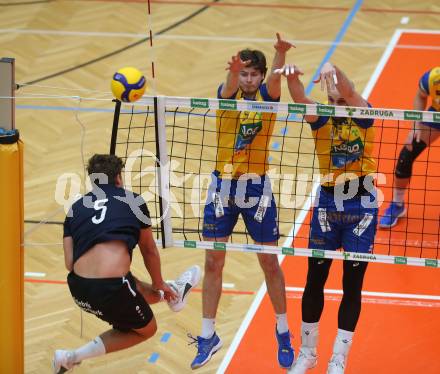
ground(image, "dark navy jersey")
xmin=63 ymin=184 xmax=151 ymax=264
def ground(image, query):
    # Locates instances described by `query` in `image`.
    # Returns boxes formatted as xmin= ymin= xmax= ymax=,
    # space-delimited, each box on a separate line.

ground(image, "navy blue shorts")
xmin=308 ymin=187 xmax=378 ymax=253
xmin=67 ymin=271 xmax=153 ymax=331
xmin=202 ymin=172 xmax=279 ymax=243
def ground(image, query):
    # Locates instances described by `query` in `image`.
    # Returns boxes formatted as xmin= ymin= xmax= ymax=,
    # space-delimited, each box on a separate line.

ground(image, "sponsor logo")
xmin=404 ymin=111 xmax=423 ymax=120
xmin=342 ymin=252 xmax=351 ymax=260
xmin=394 ymin=256 xmax=407 ymax=265
xmin=360 ymin=109 xmax=394 ymax=117
xmin=317 ymin=105 xmax=335 ymax=116
xmin=245 ymin=244 xmax=260 ymax=251
xmin=184 ymin=240 xmax=197 ymax=248
xmin=332 ymin=138 xmax=362 ymax=154
xmin=312 ymin=249 xmax=325 ymax=258
xmin=213 ymin=242 xmax=226 ymax=250
xmin=73 ymin=297 xmax=103 ymax=316
xmin=240 ymin=123 xmax=262 ymax=137
xmin=219 ymin=99 xmax=237 ymax=110
xmin=182 ymin=283 xmax=192 ymax=299
xmin=425 ymin=259 xmax=438 ymax=267
xmin=282 ymin=247 xmax=295 ymax=255
xmin=433 ymin=113 xmax=440 ymax=123
xmin=345 ymin=107 xmax=357 ymax=116
xmin=288 ymin=103 xmax=306 ymax=114
xmin=190 ymin=98 xmax=209 ymax=108
xmin=353 ymin=253 xmax=377 ymax=261
xmin=247 ymin=102 xmax=274 ymax=111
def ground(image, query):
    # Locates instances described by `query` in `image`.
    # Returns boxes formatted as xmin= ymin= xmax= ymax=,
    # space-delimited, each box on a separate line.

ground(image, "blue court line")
xmin=148 ymin=352 xmax=160 ymax=363
xmin=16 ymin=104 xmax=113 ymax=112
xmin=282 ymin=0 xmax=364 ymax=131
xmin=160 ymin=332 xmax=172 ymax=343
xmin=16 ymin=104 xmax=153 ymax=114
xmin=305 ymin=0 xmax=364 ymax=95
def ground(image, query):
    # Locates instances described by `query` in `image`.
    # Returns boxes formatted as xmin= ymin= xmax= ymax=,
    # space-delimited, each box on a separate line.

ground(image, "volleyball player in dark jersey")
xmin=53 ymin=154 xmax=200 ymax=373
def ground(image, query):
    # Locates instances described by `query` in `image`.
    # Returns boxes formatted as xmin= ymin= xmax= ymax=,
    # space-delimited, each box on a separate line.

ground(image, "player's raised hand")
xmin=273 ymin=64 xmax=304 ymax=79
xmin=314 ymin=62 xmax=338 ymax=91
xmin=226 ymin=52 xmax=251 ymax=73
xmin=274 ymin=32 xmax=295 ymax=53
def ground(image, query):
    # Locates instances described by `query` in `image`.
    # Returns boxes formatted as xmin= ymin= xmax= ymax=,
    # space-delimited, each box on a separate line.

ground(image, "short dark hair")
xmin=87 ymin=154 xmax=124 ymax=184
xmin=239 ymin=49 xmax=267 ymax=76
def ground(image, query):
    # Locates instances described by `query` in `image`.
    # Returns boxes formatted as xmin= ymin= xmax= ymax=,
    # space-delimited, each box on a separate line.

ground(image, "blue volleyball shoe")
xmin=275 ymin=328 xmax=295 ymax=369
xmin=189 ymin=332 xmax=223 ymax=369
xmin=379 ymin=202 xmax=406 ymax=228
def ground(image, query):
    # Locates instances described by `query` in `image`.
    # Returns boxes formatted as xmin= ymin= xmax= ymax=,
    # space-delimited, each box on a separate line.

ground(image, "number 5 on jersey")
xmin=92 ymin=199 xmax=108 ymax=224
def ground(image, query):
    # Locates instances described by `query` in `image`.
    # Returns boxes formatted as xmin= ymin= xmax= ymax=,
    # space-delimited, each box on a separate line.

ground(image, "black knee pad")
xmin=395 ymin=139 xmax=427 ymax=179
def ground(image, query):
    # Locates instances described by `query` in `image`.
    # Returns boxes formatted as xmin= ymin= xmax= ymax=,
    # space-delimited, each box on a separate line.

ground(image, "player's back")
xmin=65 ymin=183 xmax=151 ymax=265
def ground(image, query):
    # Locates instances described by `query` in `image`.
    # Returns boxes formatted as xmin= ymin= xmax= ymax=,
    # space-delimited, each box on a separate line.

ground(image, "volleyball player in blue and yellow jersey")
xmin=214 ymin=83 xmax=277 ymax=178
xmin=380 ymin=66 xmax=440 ymax=227
xmin=191 ymin=33 xmax=296 ymax=370
xmin=277 ymin=62 xmax=378 ymax=374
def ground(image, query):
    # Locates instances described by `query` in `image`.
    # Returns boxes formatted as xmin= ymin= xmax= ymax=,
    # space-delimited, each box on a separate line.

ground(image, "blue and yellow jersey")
xmin=215 ymin=83 xmax=278 ymax=178
xmin=309 ymin=108 xmax=376 ymax=186
xmin=420 ymin=66 xmax=440 ymax=111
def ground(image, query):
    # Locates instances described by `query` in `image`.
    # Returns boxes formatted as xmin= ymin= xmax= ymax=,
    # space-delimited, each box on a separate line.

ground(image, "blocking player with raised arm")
xmin=380 ymin=66 xmax=440 ymax=228
xmin=190 ymin=33 xmax=295 ymax=370
xmin=276 ymin=62 xmax=378 ymax=374
xmin=53 ymin=154 xmax=201 ymax=373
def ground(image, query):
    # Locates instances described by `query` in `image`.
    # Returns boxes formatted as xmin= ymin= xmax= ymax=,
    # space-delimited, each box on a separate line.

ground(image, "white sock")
xmin=332 ymin=329 xmax=353 ymax=359
xmin=301 ymin=321 xmax=319 ymax=352
xmin=74 ymin=336 xmax=106 ymax=363
xmin=201 ymin=318 xmax=215 ymax=339
xmin=393 ymin=188 xmax=405 ymax=205
xmin=276 ymin=313 xmax=289 ymax=334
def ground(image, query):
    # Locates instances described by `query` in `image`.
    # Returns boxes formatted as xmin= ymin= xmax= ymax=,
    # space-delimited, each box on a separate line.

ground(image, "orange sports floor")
xmin=226 ymin=31 xmax=440 ymax=374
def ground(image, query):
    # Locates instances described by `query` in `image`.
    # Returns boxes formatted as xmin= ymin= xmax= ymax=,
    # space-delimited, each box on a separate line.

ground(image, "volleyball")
xmin=111 ymin=67 xmax=146 ymax=102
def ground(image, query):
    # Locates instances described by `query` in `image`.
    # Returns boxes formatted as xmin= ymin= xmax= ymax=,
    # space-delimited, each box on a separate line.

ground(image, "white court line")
xmin=217 ymin=184 xmax=319 ymax=374
xmin=24 ymin=272 xmax=46 ymax=277
xmin=285 ymin=287 xmax=440 ymax=301
xmin=222 ymin=283 xmax=235 ymax=289
xmin=1 ymin=28 xmax=440 ymax=50
xmin=217 ymin=28 xmax=426 ymax=374
xmin=362 ymin=29 xmax=402 ymax=99
xmin=25 ymin=307 xmax=75 ymax=322
xmin=285 ymin=293 xmax=440 ymax=308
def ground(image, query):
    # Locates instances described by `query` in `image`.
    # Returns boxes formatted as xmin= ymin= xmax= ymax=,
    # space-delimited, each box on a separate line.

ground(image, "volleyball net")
xmin=111 ymin=95 xmax=440 ymax=267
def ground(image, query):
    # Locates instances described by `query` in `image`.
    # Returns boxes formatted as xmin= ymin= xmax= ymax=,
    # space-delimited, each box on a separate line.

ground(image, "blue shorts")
xmin=309 ymin=187 xmax=378 ymax=253
xmin=202 ymin=171 xmax=279 ymax=243
xmin=421 ymin=106 xmax=440 ymax=129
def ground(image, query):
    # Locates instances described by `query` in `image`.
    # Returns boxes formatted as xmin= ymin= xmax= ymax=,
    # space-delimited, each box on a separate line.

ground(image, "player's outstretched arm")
xmin=266 ymin=32 xmax=294 ymax=99
xmin=220 ymin=52 xmax=251 ymax=98
xmin=275 ymin=64 xmax=319 ymax=123
xmin=138 ymin=227 xmax=176 ymax=301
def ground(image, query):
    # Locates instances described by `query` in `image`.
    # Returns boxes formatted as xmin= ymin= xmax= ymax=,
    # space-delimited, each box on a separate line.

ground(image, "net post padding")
xmin=0 ymin=137 xmax=24 ymax=372
xmin=155 ymin=96 xmax=173 ymax=247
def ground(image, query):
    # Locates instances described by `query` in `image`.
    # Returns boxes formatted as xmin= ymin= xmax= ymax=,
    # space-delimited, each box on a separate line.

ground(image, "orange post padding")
xmin=0 ymin=139 xmax=24 ymax=373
